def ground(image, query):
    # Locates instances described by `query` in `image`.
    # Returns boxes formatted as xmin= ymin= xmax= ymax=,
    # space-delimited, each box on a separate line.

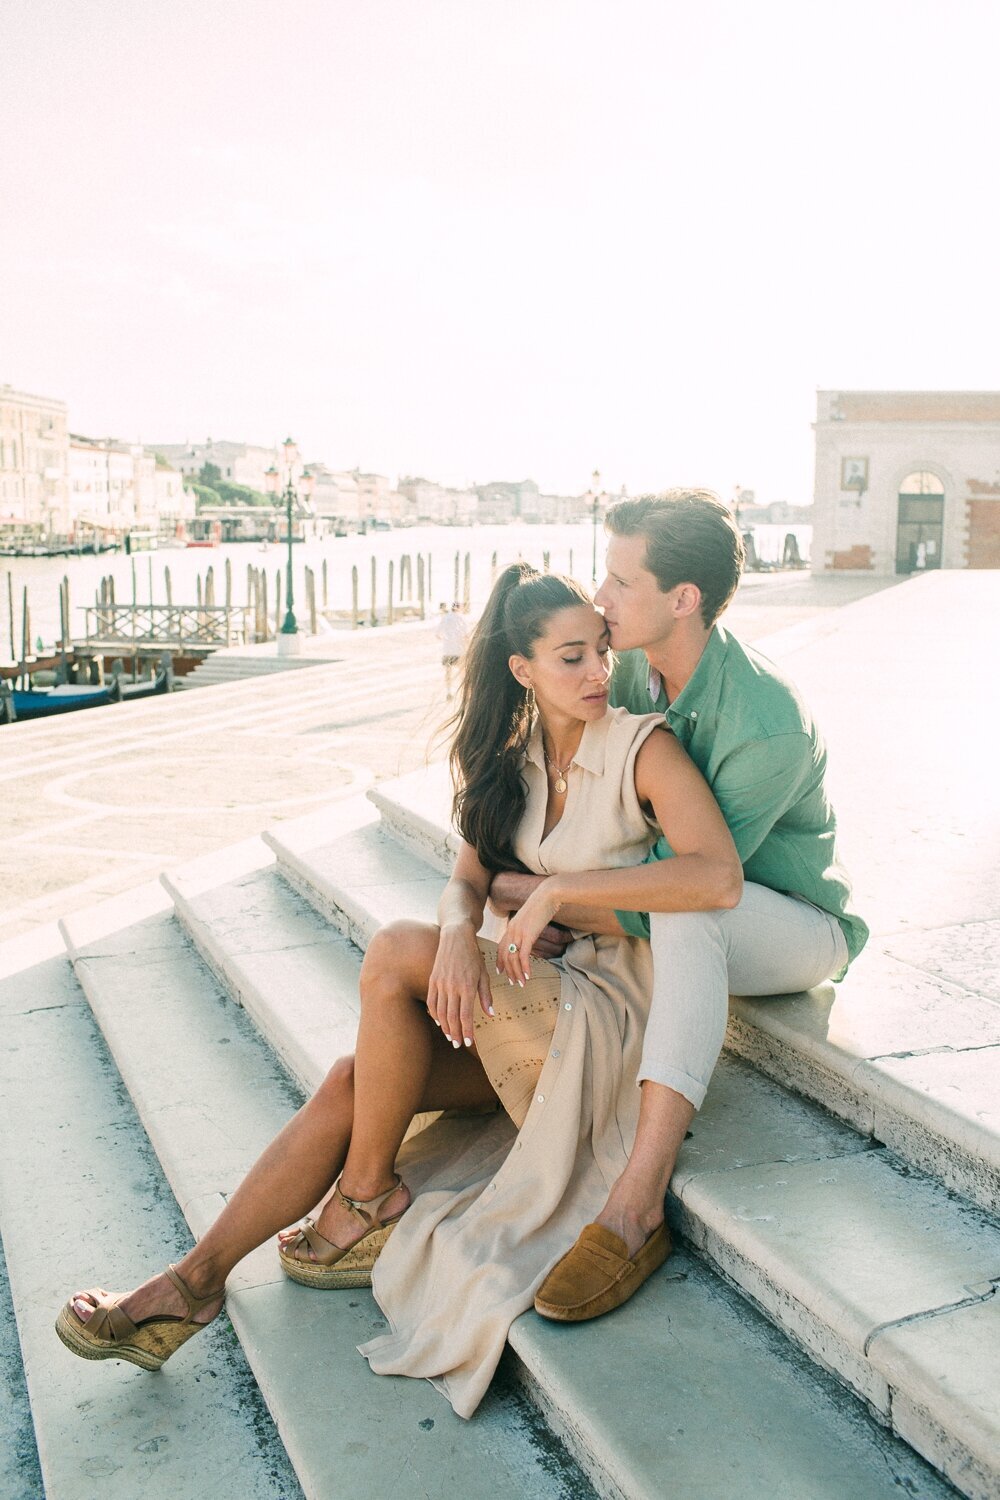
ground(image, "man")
xmin=436 ymin=601 xmax=469 ymax=700
xmin=489 ymin=490 xmax=867 ymax=1321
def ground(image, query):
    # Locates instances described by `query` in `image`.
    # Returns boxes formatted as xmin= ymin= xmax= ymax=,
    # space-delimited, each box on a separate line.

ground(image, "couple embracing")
xmin=57 ymin=490 xmax=866 ymax=1419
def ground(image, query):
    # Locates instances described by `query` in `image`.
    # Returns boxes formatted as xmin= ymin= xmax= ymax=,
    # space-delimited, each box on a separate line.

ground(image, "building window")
xmin=899 ymin=471 xmax=944 ymax=496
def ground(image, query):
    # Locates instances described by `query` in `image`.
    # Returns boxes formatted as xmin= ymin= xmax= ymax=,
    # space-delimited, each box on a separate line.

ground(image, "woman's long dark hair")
xmin=449 ymin=563 xmax=592 ymax=872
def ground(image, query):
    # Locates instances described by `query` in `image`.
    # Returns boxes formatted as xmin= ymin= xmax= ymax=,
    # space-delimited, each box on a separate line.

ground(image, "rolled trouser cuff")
xmin=635 ymin=1063 xmax=708 ymax=1112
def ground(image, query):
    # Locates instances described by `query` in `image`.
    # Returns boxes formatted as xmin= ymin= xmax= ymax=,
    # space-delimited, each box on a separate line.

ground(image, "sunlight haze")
xmin=2 ymin=0 xmax=997 ymax=500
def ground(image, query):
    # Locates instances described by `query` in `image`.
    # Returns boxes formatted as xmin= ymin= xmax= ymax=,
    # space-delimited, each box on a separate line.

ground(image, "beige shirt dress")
xmin=359 ymin=707 xmax=664 ymax=1417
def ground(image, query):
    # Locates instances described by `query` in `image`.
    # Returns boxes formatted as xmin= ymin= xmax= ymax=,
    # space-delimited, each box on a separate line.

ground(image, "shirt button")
xmin=551 ymin=1048 xmax=560 ymax=1058
xmin=690 ymin=710 xmax=698 ymax=720
xmin=564 ymin=1002 xmax=573 ymax=1011
xmin=536 ymin=1094 xmax=545 ymax=1104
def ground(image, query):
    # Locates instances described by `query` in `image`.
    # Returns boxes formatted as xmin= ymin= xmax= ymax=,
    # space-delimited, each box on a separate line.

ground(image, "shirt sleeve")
xmin=708 ymin=733 xmax=814 ymax=863
xmin=613 ymin=732 xmax=814 ymax=938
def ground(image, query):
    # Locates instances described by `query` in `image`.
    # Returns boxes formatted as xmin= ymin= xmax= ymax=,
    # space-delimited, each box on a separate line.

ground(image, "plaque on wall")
xmin=841 ymin=457 xmax=869 ymax=493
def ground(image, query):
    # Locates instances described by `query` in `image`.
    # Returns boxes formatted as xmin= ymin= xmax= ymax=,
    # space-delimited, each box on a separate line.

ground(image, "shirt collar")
xmin=648 ymin=624 xmax=729 ymax=722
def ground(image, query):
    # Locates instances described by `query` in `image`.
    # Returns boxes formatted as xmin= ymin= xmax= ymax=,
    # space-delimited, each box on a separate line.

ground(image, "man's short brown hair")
xmin=605 ymin=490 xmax=744 ymax=626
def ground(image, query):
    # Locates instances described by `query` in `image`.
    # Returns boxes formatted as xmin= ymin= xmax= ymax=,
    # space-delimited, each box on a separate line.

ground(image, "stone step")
xmin=264 ymin=800 xmax=445 ymax=949
xmin=49 ymin=863 xmax=956 ymax=1499
xmin=261 ymin=801 xmax=1000 ymax=1496
xmin=0 ymin=925 xmax=304 ymax=1500
xmin=56 ymin=887 xmax=596 ymax=1500
xmin=183 ymin=655 xmax=331 ymax=687
xmin=360 ymin=772 xmax=1000 ymax=1216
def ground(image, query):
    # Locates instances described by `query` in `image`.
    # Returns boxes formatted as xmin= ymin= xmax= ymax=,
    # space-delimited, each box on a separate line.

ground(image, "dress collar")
xmin=524 ymin=709 xmax=611 ymax=777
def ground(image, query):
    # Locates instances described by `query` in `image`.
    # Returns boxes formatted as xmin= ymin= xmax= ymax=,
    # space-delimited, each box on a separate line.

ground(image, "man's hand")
xmin=532 ymin=923 xmax=572 ymax=959
xmin=488 ymin=871 xmax=571 ymax=960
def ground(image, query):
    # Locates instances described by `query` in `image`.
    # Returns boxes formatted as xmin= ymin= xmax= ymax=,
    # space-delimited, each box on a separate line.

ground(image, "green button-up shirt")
xmin=609 ymin=626 xmax=868 ymax=967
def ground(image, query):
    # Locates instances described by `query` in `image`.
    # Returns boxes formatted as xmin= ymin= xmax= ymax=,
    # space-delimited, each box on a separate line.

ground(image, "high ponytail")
xmin=449 ymin=563 xmax=592 ymax=872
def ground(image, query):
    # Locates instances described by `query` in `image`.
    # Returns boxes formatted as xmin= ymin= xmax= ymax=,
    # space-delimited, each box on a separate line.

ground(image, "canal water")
xmin=2 ymin=521 xmax=811 ymax=655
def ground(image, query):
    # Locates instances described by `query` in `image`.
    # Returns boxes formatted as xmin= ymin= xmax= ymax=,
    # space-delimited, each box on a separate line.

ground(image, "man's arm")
xmin=488 ymin=871 xmax=626 ymax=940
xmin=614 ymin=732 xmax=816 ymax=938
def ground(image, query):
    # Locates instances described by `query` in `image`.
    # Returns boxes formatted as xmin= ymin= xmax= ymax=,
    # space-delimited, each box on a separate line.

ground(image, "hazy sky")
xmin=3 ymin=0 xmax=998 ymax=500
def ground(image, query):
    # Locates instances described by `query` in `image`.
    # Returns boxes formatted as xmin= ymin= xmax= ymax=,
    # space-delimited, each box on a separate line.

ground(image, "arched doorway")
xmin=896 ymin=471 xmax=944 ymax=574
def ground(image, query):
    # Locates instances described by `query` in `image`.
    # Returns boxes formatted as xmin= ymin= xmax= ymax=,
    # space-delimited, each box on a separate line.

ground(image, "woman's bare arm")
xmin=498 ymin=730 xmax=742 ymax=980
xmin=426 ymin=840 xmax=495 ymax=1047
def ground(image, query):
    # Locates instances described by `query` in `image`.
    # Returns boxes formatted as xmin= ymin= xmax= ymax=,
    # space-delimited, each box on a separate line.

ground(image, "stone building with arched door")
xmin=811 ymin=390 xmax=1000 ymax=574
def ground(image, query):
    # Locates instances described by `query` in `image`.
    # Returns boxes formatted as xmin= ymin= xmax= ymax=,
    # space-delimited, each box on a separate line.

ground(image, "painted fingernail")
xmin=508 ymin=978 xmax=514 ymax=986
xmin=444 ymin=1033 xmax=452 ymax=1042
xmin=518 ymin=980 xmax=524 ymax=989
xmin=452 ymin=1039 xmax=460 ymax=1049
xmin=487 ymin=1005 xmax=495 ymax=1016
xmin=464 ymin=1037 xmax=473 ymax=1046
xmin=495 ymin=966 xmax=501 ymax=975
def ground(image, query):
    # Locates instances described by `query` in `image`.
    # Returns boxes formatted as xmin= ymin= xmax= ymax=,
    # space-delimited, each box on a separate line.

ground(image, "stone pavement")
xmin=2 ymin=567 xmax=998 ymax=1499
xmin=0 ymin=570 xmax=895 ymax=943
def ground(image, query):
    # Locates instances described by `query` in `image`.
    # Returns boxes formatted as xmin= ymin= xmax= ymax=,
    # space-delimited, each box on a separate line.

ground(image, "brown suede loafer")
xmin=534 ymin=1222 xmax=672 ymax=1322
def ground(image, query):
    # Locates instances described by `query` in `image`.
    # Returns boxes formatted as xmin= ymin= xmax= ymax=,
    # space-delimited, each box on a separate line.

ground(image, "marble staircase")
xmin=2 ymin=570 xmax=998 ymax=1500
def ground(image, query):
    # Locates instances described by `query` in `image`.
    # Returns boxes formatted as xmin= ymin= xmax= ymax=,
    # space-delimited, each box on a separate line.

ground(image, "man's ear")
xmin=509 ymin=654 xmax=532 ymax=690
xmin=673 ymin=584 xmax=703 ymax=621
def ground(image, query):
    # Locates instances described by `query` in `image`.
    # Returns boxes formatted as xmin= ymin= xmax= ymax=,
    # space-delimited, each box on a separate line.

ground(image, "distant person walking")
xmin=436 ymin=601 xmax=469 ymax=699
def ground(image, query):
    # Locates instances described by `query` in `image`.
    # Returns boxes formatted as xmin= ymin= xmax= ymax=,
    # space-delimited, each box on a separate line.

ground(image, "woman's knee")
xmin=361 ymin=920 xmax=438 ymax=993
xmin=310 ymin=1053 xmax=356 ymax=1121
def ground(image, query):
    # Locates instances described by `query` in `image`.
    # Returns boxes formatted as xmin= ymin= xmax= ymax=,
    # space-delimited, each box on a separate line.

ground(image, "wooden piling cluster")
xmin=5 ymin=543 xmax=496 ymax=685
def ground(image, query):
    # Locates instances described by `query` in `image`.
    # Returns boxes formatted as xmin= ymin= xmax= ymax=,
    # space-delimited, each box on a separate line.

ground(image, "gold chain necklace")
xmin=543 ymin=749 xmax=574 ymax=795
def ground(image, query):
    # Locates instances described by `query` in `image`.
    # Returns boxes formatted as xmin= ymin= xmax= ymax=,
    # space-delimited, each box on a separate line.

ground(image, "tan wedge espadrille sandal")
xmin=55 ymin=1263 xmax=223 ymax=1371
xmin=278 ymin=1174 xmax=407 ymax=1289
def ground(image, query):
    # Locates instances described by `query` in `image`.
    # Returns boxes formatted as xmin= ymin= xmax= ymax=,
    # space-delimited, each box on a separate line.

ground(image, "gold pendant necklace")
xmin=543 ymin=750 xmax=574 ymax=795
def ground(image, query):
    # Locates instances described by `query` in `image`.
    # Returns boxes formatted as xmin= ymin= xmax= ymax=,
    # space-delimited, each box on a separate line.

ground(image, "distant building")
xmin=68 ymin=437 xmax=136 ymax=532
xmin=0 ymin=384 xmax=69 ymax=531
xmin=308 ymin=464 xmax=362 ymax=527
xmin=475 ymin=479 xmax=541 ymax=523
xmin=68 ymin=438 xmax=191 ymax=536
xmin=352 ymin=471 xmax=394 ymax=526
xmin=397 ymin=477 xmax=477 ymax=524
xmin=812 ymin=391 xmax=1000 ymax=573
xmin=152 ymin=439 xmax=278 ymax=494
xmin=152 ymin=454 xmax=193 ymax=526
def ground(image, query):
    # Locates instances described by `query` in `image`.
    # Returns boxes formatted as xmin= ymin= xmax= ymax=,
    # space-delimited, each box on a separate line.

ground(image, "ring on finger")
xmin=507 ymin=942 xmax=518 ymax=953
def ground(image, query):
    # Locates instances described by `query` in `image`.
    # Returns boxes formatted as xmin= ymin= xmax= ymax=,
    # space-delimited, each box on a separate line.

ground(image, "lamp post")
xmin=590 ymin=468 xmax=602 ymax=583
xmin=265 ymin=437 xmax=314 ymax=655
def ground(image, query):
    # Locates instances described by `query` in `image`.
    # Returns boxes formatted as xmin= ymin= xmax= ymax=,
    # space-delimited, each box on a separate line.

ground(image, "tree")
xmin=186 ymin=481 xmax=222 ymax=511
xmin=215 ymin=480 xmax=270 ymax=507
xmin=199 ymin=462 xmax=223 ymax=488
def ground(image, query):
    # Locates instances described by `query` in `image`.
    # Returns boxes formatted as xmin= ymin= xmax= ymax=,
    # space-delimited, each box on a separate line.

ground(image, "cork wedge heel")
xmin=55 ymin=1263 xmax=223 ymax=1371
xmin=278 ymin=1175 xmax=406 ymax=1289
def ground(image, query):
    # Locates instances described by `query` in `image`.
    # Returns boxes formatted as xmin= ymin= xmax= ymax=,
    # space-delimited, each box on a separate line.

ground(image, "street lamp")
xmin=265 ymin=437 xmax=314 ymax=654
xmin=590 ymin=468 xmax=602 ymax=583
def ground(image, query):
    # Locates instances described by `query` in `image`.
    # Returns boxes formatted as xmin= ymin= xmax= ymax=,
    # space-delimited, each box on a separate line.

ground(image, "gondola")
xmin=0 ymin=668 xmax=171 ymax=724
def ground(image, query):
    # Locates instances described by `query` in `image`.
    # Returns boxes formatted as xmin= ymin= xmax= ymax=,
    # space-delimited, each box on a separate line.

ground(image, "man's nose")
xmin=593 ymin=578 xmax=610 ymax=607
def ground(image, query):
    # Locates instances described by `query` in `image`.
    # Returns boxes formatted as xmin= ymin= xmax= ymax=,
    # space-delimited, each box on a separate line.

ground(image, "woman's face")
xmin=510 ymin=604 xmax=612 ymax=724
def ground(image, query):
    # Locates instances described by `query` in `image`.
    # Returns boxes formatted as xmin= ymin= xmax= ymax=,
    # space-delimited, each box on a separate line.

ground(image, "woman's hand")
xmin=426 ymin=922 xmax=494 ymax=1049
xmin=497 ymin=878 xmax=562 ymax=985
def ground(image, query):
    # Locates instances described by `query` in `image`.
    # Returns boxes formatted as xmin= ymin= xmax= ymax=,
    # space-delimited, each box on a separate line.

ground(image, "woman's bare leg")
xmin=296 ymin=920 xmax=494 ymax=1253
xmin=69 ymin=920 xmax=493 ymax=1324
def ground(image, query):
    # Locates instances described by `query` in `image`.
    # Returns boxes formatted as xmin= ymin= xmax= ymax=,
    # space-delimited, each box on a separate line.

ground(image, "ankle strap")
xmin=165 ymin=1263 xmax=224 ymax=1314
xmin=335 ymin=1174 xmax=401 ymax=1231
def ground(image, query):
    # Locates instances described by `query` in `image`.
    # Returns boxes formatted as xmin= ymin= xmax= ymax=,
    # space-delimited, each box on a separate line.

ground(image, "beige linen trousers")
xmin=359 ymin=707 xmax=664 ymax=1418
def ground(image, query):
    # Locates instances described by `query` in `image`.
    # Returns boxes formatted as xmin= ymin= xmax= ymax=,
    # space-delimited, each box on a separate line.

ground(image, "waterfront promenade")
xmin=1 ymin=567 xmax=998 ymax=1498
xmin=1 ymin=570 xmax=888 ymax=944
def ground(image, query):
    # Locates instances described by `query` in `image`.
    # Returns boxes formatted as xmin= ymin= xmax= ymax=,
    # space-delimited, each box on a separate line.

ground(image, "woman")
xmin=56 ymin=565 xmax=740 ymax=1414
